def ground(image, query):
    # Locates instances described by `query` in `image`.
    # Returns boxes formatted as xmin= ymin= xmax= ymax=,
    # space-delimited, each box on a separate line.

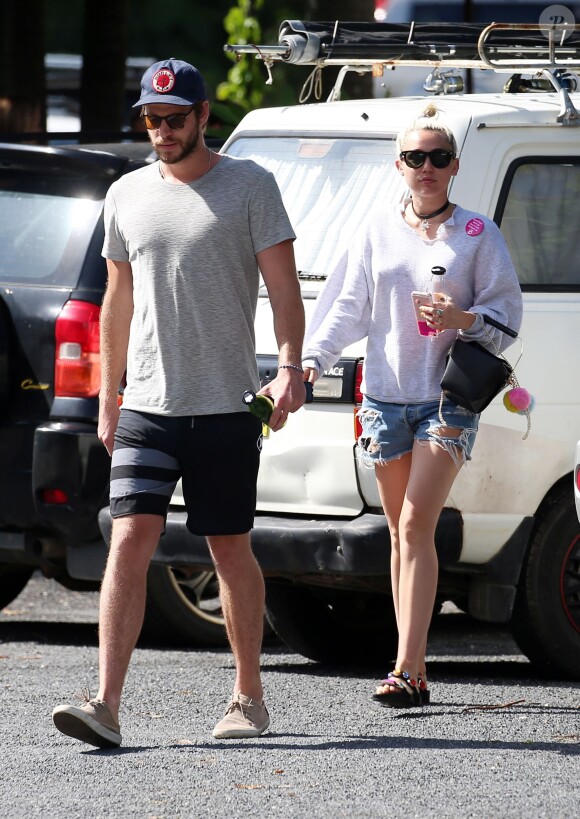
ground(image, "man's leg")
xmin=207 ymin=532 xmax=265 ymax=701
xmin=52 ymin=513 xmax=164 ymax=746
xmin=96 ymin=514 xmax=165 ymax=719
xmin=208 ymin=532 xmax=270 ymax=738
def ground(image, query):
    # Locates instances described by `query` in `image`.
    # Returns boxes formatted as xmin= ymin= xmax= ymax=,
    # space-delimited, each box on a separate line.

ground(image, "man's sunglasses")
xmin=140 ymin=106 xmax=195 ymax=130
xmin=399 ymin=149 xmax=455 ymax=169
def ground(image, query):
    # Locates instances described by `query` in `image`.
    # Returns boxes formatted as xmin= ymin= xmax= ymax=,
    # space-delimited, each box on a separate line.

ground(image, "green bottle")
xmin=242 ymin=389 xmax=278 ymax=437
xmin=242 ymin=390 xmax=274 ymax=423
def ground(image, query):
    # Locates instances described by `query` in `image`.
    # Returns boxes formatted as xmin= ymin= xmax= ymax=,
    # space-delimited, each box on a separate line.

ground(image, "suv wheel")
xmin=0 ymin=565 xmax=33 ymax=610
xmin=265 ymin=582 xmax=398 ymax=664
xmin=511 ymin=487 xmax=580 ymax=679
xmin=141 ymin=566 xmax=227 ymax=646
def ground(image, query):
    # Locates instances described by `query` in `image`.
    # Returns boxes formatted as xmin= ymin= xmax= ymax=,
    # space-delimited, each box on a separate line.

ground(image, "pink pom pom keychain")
xmin=502 ymin=383 xmax=534 ymax=439
xmin=503 ymin=387 xmax=532 ymax=414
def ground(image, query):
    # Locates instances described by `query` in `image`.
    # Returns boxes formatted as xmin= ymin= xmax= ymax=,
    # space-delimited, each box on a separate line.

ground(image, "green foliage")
xmin=41 ymin=0 xmax=337 ymax=112
xmin=44 ymin=0 xmax=235 ymax=98
xmin=218 ymin=0 xmax=267 ymax=110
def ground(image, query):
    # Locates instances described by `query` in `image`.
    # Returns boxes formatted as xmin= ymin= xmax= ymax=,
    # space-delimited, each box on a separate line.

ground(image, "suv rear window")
xmin=227 ymin=136 xmax=404 ymax=281
xmin=0 ymin=180 xmax=103 ymax=286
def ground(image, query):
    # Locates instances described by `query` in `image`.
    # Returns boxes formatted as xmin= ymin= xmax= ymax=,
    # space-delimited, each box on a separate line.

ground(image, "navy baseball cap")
xmin=133 ymin=58 xmax=207 ymax=108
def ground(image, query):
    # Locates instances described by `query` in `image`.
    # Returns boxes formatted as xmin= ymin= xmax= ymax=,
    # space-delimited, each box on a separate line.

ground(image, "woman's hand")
xmin=303 ymin=366 xmax=319 ymax=384
xmin=422 ymin=295 xmax=477 ymax=332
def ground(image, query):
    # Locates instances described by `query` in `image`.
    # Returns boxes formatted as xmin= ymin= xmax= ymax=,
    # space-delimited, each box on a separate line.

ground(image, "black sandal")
xmin=372 ymin=669 xmax=422 ymax=707
xmin=418 ymin=673 xmax=430 ymax=705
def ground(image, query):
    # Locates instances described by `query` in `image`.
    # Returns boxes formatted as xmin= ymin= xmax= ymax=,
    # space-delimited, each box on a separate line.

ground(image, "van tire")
xmin=510 ymin=488 xmax=580 ymax=679
xmin=141 ymin=566 xmax=228 ymax=647
xmin=265 ymin=582 xmax=398 ymax=664
xmin=0 ymin=565 xmax=33 ymax=610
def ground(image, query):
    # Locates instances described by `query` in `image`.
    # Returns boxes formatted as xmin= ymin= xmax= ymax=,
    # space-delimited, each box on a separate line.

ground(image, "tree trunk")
xmin=81 ymin=0 xmax=129 ymax=132
xmin=0 ymin=0 xmax=45 ymax=134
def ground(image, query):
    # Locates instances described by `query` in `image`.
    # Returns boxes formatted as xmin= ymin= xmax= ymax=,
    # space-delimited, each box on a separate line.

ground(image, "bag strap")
xmin=482 ymin=314 xmax=518 ymax=339
xmin=480 ymin=314 xmax=523 ymax=369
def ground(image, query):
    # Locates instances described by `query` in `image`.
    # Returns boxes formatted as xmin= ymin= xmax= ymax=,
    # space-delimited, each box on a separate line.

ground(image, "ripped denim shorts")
xmin=356 ymin=395 xmax=479 ymax=468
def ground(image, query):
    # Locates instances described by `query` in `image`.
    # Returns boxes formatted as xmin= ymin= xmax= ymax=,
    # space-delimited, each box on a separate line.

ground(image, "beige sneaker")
xmin=52 ymin=698 xmax=121 ymax=748
xmin=212 ymin=693 xmax=270 ymax=739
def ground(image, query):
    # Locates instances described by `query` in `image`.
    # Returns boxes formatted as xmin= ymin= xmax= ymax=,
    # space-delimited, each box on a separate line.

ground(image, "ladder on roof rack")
xmin=225 ymin=20 xmax=580 ymax=70
xmin=224 ymin=21 xmax=580 ymax=120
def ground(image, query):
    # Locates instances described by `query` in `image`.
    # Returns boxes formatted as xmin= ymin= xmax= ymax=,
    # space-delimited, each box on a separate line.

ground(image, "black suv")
xmin=0 ymin=141 xmax=225 ymax=645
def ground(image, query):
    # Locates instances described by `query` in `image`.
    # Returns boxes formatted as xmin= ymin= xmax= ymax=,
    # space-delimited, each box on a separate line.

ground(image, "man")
xmin=52 ymin=58 xmax=305 ymax=747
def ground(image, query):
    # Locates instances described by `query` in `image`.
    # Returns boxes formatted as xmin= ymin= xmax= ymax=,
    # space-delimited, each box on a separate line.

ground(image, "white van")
xmin=166 ymin=21 xmax=580 ymax=678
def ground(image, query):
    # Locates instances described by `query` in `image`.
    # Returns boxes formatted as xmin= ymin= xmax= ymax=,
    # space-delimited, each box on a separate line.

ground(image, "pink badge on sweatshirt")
xmin=465 ymin=218 xmax=484 ymax=236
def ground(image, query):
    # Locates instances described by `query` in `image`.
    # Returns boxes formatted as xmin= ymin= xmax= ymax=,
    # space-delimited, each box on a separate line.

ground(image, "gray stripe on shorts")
xmin=109 ymin=477 xmax=176 ymax=498
xmin=111 ymin=447 xmax=179 ymax=470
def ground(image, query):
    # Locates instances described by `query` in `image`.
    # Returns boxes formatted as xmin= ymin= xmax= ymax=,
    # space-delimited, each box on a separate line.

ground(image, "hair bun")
xmin=396 ymin=102 xmax=457 ymax=154
xmin=420 ymin=102 xmax=439 ymax=119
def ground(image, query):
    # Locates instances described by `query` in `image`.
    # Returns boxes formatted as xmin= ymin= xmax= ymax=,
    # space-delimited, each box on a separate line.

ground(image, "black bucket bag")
xmin=440 ymin=314 xmax=519 ymax=414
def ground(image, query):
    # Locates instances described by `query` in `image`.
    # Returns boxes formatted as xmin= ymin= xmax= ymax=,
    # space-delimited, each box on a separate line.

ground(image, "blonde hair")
xmin=396 ymin=102 xmax=457 ymax=155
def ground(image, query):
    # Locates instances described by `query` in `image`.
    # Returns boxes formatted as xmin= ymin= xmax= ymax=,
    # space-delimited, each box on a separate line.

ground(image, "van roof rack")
xmin=225 ymin=20 xmax=580 ymax=113
xmin=226 ymin=20 xmax=580 ymax=69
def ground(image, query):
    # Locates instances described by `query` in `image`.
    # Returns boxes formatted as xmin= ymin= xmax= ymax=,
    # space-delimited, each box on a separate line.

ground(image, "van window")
xmin=227 ymin=136 xmax=404 ymax=280
xmin=498 ymin=159 xmax=580 ymax=290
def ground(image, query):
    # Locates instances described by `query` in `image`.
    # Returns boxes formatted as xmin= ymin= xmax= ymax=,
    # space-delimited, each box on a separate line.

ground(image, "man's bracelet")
xmin=278 ymin=363 xmax=304 ymax=374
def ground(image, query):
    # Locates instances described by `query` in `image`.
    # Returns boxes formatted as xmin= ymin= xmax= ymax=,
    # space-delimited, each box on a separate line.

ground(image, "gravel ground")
xmin=0 ymin=575 xmax=578 ymax=818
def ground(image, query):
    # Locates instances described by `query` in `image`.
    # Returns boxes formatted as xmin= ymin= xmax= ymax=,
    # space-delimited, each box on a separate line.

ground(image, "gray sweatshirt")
xmin=302 ymin=203 xmax=522 ymax=404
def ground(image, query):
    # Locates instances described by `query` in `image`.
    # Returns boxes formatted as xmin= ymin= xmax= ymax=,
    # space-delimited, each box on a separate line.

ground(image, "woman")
xmin=302 ymin=103 xmax=522 ymax=707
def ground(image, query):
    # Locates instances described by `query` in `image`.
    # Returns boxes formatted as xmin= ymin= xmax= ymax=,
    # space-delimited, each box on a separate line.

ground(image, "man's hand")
xmin=259 ymin=367 xmax=306 ymax=432
xmin=98 ymin=396 xmax=121 ymax=456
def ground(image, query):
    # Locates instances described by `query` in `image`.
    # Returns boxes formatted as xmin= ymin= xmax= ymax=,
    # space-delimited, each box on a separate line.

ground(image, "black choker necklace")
xmin=411 ymin=199 xmax=450 ymax=231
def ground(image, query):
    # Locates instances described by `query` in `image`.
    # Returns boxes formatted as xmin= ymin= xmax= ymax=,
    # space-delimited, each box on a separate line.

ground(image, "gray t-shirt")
xmin=102 ymin=155 xmax=295 ymax=416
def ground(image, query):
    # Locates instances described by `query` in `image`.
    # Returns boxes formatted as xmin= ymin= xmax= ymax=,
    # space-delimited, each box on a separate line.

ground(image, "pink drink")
xmin=417 ymin=320 xmax=437 ymax=336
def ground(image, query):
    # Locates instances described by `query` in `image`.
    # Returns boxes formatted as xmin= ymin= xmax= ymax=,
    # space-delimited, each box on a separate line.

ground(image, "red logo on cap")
xmin=152 ymin=68 xmax=175 ymax=94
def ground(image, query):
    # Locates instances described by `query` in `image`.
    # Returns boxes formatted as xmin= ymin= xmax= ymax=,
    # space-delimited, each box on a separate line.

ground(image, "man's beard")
xmin=154 ymin=122 xmax=200 ymax=165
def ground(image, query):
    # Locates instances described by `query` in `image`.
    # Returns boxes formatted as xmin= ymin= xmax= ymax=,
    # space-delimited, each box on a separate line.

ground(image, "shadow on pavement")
xmin=0 ymin=620 xmax=99 ymax=646
xmin=1 ymin=615 xmax=575 ymax=687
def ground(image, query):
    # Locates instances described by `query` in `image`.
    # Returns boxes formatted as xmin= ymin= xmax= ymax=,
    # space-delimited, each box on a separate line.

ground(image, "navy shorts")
xmin=110 ymin=409 xmax=262 ymax=536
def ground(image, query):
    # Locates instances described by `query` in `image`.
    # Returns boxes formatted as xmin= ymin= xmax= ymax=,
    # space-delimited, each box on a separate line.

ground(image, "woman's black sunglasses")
xmin=140 ymin=106 xmax=195 ymax=130
xmin=399 ymin=149 xmax=455 ymax=169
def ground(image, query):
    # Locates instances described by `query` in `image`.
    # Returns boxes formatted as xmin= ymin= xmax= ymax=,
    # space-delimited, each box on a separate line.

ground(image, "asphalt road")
xmin=0 ymin=575 xmax=578 ymax=819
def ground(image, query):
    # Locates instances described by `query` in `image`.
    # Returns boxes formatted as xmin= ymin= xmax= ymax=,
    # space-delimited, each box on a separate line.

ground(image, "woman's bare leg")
xmin=375 ymin=440 xmax=461 ymax=694
xmin=374 ymin=453 xmax=412 ymax=632
xmin=394 ymin=440 xmax=461 ymax=676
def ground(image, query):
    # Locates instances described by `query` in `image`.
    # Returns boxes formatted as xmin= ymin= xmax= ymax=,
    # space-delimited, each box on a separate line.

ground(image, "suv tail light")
xmin=354 ymin=360 xmax=363 ymax=439
xmin=55 ymin=300 xmax=101 ymax=397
